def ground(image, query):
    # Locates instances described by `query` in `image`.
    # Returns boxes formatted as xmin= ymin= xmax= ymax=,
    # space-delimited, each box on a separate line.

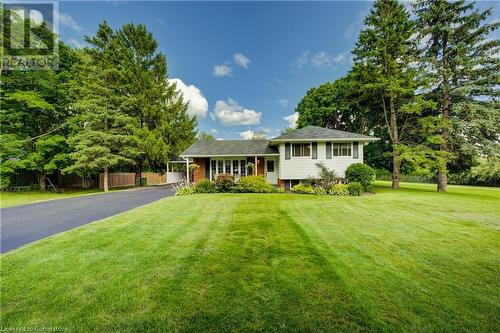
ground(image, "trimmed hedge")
xmin=329 ymin=184 xmax=350 ymax=196
xmin=347 ymin=182 xmax=364 ymax=196
xmin=291 ymin=182 xmax=315 ymax=194
xmin=237 ymin=175 xmax=274 ymax=193
xmin=346 ymin=163 xmax=375 ymax=190
xmin=195 ymin=179 xmax=217 ymax=193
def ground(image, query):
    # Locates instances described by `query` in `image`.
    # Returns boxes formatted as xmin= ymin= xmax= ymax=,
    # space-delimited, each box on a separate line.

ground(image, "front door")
xmin=265 ymin=158 xmax=278 ymax=184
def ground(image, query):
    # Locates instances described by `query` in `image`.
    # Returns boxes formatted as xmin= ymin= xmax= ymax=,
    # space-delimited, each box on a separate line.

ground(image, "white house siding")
xmin=277 ymin=142 xmax=364 ymax=179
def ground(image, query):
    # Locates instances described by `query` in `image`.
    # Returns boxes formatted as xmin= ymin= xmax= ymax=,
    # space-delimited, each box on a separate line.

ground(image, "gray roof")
xmin=270 ymin=126 xmax=378 ymax=142
xmin=180 ymin=140 xmax=279 ymax=157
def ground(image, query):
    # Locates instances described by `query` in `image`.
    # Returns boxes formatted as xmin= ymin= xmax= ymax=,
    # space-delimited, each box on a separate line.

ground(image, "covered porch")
xmin=187 ymin=156 xmax=278 ymax=184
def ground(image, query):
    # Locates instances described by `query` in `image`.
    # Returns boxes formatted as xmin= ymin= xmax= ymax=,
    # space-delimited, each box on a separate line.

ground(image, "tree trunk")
xmin=135 ymin=161 xmax=143 ymax=187
xmin=103 ymin=167 xmax=109 ymax=192
xmin=389 ymin=94 xmax=400 ymax=190
xmin=392 ymin=146 xmax=400 ymax=190
xmin=38 ymin=173 xmax=46 ymax=192
xmin=437 ymin=37 xmax=450 ymax=192
xmin=437 ymin=89 xmax=450 ymax=192
xmin=437 ymin=171 xmax=447 ymax=192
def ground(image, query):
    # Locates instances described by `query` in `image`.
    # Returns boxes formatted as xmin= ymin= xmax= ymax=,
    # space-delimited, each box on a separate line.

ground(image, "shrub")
xmin=312 ymin=186 xmax=327 ymax=195
xmin=315 ymin=162 xmax=337 ymax=189
xmin=291 ymin=182 xmax=315 ymax=194
xmin=214 ymin=173 xmax=234 ymax=192
xmin=346 ymin=163 xmax=375 ymax=190
xmin=329 ymin=184 xmax=350 ymax=196
xmin=347 ymin=182 xmax=363 ymax=196
xmin=194 ymin=179 xmax=217 ymax=193
xmin=237 ymin=175 xmax=274 ymax=193
xmin=449 ymin=158 xmax=500 ymax=187
xmin=175 ymin=183 xmax=196 ymax=196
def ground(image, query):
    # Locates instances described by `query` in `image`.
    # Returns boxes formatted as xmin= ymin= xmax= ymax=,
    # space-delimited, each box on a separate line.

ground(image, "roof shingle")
xmin=270 ymin=126 xmax=377 ymax=141
xmin=180 ymin=140 xmax=279 ymax=157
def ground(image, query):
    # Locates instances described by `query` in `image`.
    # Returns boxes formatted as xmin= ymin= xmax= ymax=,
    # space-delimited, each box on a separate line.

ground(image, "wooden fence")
xmin=98 ymin=172 xmax=167 ymax=189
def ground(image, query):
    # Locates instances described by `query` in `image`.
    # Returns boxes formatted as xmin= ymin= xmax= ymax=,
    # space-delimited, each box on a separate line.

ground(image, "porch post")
xmin=186 ymin=158 xmax=189 ymax=182
xmin=254 ymin=155 xmax=257 ymax=175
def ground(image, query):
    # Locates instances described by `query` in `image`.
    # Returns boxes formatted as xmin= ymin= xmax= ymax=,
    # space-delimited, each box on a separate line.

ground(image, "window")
xmin=332 ymin=143 xmax=339 ymax=156
xmin=233 ymin=160 xmax=239 ymax=174
xmin=332 ymin=143 xmax=351 ymax=156
xmin=292 ymin=143 xmax=311 ymax=157
xmin=217 ymin=160 xmax=224 ymax=174
xmin=267 ymin=160 xmax=274 ymax=172
xmin=225 ymin=160 xmax=231 ymax=173
xmin=353 ymin=142 xmax=359 ymax=159
xmin=240 ymin=160 xmax=246 ymax=176
xmin=211 ymin=160 xmax=217 ymax=178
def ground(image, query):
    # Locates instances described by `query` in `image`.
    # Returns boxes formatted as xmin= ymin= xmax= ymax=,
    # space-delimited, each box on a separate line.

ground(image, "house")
xmin=180 ymin=126 xmax=378 ymax=189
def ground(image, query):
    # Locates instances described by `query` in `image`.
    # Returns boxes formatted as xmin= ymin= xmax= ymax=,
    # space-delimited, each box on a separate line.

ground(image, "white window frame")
xmin=291 ymin=142 xmax=312 ymax=158
xmin=332 ymin=143 xmax=352 ymax=157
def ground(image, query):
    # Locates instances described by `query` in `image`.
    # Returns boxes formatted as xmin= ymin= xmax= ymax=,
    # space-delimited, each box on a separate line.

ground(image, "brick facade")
xmin=278 ymin=179 xmax=286 ymax=189
xmin=257 ymin=156 xmax=265 ymax=176
xmin=192 ymin=158 xmax=206 ymax=183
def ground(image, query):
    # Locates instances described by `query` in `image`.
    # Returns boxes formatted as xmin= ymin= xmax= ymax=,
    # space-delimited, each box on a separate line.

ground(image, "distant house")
xmin=180 ymin=126 xmax=378 ymax=189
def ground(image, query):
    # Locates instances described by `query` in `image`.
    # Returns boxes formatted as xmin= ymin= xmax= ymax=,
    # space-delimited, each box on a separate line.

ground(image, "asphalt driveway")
xmin=0 ymin=185 xmax=175 ymax=253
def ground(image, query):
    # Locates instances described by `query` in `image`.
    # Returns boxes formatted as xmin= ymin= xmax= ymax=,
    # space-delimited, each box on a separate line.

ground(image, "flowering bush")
xmin=175 ymin=182 xmax=196 ymax=196
xmin=214 ymin=173 xmax=235 ymax=192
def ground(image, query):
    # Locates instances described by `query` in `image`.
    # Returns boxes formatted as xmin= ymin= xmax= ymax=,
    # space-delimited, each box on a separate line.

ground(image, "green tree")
xmin=64 ymin=54 xmax=139 ymax=192
xmin=295 ymin=75 xmax=375 ymax=133
xmin=197 ymin=132 xmax=216 ymax=141
xmin=0 ymin=34 xmax=78 ymax=190
xmin=353 ymin=0 xmax=427 ymax=190
xmin=85 ymin=22 xmax=196 ymax=185
xmin=251 ymin=130 xmax=267 ymax=140
xmin=414 ymin=0 xmax=499 ymax=191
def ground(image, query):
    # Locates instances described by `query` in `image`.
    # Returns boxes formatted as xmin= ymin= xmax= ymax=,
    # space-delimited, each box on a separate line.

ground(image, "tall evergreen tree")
xmin=85 ymin=22 xmax=196 ymax=186
xmin=64 ymin=53 xmax=139 ymax=192
xmin=414 ymin=0 xmax=499 ymax=192
xmin=353 ymin=0 xmax=424 ymax=189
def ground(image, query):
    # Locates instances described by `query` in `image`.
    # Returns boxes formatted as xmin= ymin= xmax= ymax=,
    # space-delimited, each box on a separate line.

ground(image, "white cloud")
xmin=29 ymin=10 xmax=44 ymax=26
xmin=292 ymin=50 xmax=310 ymax=69
xmin=169 ymin=78 xmax=208 ymax=119
xmin=239 ymin=130 xmax=255 ymax=140
xmin=283 ymin=113 xmax=299 ymax=128
xmin=212 ymin=98 xmax=261 ymax=126
xmin=210 ymin=128 xmax=219 ymax=134
xmin=233 ymin=53 xmax=251 ymax=68
xmin=292 ymin=50 xmax=348 ymax=70
xmin=278 ymin=99 xmax=289 ymax=108
xmin=310 ymin=51 xmax=347 ymax=68
xmin=155 ymin=18 xmax=164 ymax=24
xmin=213 ymin=64 xmax=232 ymax=77
xmin=59 ymin=13 xmax=82 ymax=32
xmin=68 ymin=38 xmax=84 ymax=48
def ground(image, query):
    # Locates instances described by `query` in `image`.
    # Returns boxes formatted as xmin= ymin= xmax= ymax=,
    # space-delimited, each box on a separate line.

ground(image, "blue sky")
xmin=58 ymin=1 xmax=499 ymax=139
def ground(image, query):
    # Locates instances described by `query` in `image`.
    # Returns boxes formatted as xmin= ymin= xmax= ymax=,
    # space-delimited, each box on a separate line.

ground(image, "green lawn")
xmin=1 ymin=182 xmax=499 ymax=332
xmin=0 ymin=186 xmax=135 ymax=208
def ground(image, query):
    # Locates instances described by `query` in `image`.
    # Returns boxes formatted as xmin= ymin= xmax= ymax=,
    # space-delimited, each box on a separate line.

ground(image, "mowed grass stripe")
xmin=1 ymin=182 xmax=499 ymax=332
xmin=282 ymin=185 xmax=499 ymax=332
